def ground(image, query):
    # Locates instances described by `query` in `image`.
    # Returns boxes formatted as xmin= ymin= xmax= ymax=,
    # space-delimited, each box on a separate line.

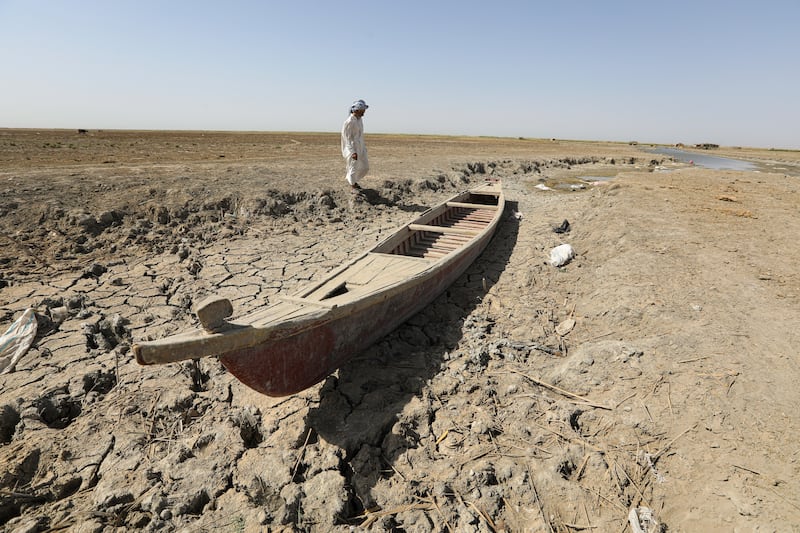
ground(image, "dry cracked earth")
xmin=1 ymin=130 xmax=800 ymax=532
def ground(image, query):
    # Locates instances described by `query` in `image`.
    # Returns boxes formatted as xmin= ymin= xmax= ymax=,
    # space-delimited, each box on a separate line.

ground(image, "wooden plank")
xmin=357 ymin=262 xmax=429 ymax=289
xmin=425 ymin=242 xmax=458 ymax=252
xmin=451 ymin=209 xmax=493 ymax=218
xmin=423 ymin=250 xmax=449 ymax=258
xmin=461 ymin=212 xmax=495 ymax=220
xmin=362 ymin=255 xmax=430 ymax=277
xmin=450 ymin=221 xmax=485 ymax=228
xmin=301 ymin=275 xmax=351 ymax=299
xmin=419 ymin=239 xmax=458 ymax=252
xmin=292 ymin=250 xmax=371 ymax=297
xmin=346 ymin=254 xmax=393 ymax=285
xmin=279 ymin=295 xmax=338 ymax=308
xmin=447 ymin=217 xmax=491 ymax=225
xmin=418 ymin=244 xmax=455 ymax=255
xmin=409 ymin=224 xmax=480 ymax=236
xmin=446 ymin=201 xmax=499 ymax=210
xmin=250 ymin=303 xmax=320 ymax=326
xmin=436 ymin=239 xmax=469 ymax=248
xmin=302 ymin=253 xmax=399 ymax=296
xmin=339 ymin=254 xmax=381 ymax=284
xmin=370 ymin=252 xmax=432 ymax=263
xmin=246 ymin=304 xmax=303 ymax=325
xmin=420 ymin=234 xmax=458 ymax=244
xmin=436 ymin=232 xmax=470 ymax=239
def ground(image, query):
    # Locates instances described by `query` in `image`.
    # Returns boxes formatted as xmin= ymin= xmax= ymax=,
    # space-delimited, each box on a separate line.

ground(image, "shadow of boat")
xmin=305 ymin=200 xmax=520 ymax=513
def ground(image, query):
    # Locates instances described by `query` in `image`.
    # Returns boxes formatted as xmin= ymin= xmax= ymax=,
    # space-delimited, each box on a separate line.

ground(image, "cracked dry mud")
xmin=1 ymin=130 xmax=800 ymax=532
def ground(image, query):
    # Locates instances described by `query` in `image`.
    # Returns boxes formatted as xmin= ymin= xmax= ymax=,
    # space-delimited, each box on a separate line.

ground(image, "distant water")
xmin=648 ymin=147 xmax=757 ymax=171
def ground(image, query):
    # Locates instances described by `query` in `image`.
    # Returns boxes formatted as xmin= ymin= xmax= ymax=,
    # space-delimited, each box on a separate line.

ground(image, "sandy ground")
xmin=1 ymin=129 xmax=800 ymax=532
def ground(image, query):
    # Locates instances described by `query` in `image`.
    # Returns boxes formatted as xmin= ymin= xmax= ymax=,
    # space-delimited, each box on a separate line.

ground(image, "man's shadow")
xmin=305 ymin=200 xmax=520 ymax=511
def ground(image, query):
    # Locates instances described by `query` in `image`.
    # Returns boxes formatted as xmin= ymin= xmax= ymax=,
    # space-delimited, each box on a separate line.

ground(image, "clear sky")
xmin=1 ymin=0 xmax=798 ymax=148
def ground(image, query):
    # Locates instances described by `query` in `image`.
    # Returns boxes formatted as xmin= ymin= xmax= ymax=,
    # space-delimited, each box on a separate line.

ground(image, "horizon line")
xmin=1 ymin=127 xmax=796 ymax=152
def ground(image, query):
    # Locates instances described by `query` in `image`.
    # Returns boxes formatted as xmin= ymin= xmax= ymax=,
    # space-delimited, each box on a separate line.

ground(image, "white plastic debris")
xmin=628 ymin=506 xmax=660 ymax=533
xmin=549 ymin=244 xmax=575 ymax=267
xmin=0 ymin=309 xmax=38 ymax=375
xmin=534 ymin=183 xmax=552 ymax=191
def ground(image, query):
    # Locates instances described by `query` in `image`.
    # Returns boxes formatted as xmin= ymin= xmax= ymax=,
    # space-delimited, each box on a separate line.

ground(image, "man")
xmin=341 ymin=99 xmax=369 ymax=190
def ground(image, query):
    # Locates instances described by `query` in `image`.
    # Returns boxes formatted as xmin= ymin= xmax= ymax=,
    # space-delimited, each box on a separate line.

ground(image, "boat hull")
xmin=219 ymin=228 xmax=494 ymax=396
xmin=133 ymin=179 xmax=505 ymax=397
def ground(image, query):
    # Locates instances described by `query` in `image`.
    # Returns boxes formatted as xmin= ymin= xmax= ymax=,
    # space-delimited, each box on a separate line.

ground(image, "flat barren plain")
xmin=1 ymin=129 xmax=800 ymax=532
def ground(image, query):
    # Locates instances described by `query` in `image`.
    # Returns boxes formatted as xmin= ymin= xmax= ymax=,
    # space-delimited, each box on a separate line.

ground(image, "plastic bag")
xmin=549 ymin=244 xmax=575 ymax=267
xmin=0 ymin=309 xmax=38 ymax=375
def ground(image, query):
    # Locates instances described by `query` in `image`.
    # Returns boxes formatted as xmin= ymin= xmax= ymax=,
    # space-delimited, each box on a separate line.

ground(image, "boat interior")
xmin=289 ymin=188 xmax=503 ymax=306
xmin=375 ymin=191 xmax=501 ymax=259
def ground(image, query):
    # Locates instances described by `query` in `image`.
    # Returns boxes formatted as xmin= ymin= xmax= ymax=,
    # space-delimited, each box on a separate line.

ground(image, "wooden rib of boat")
xmin=133 ymin=179 xmax=504 ymax=396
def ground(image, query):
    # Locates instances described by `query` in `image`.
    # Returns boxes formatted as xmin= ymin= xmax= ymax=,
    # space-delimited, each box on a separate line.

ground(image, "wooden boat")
xmin=133 ymin=179 xmax=504 ymax=396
